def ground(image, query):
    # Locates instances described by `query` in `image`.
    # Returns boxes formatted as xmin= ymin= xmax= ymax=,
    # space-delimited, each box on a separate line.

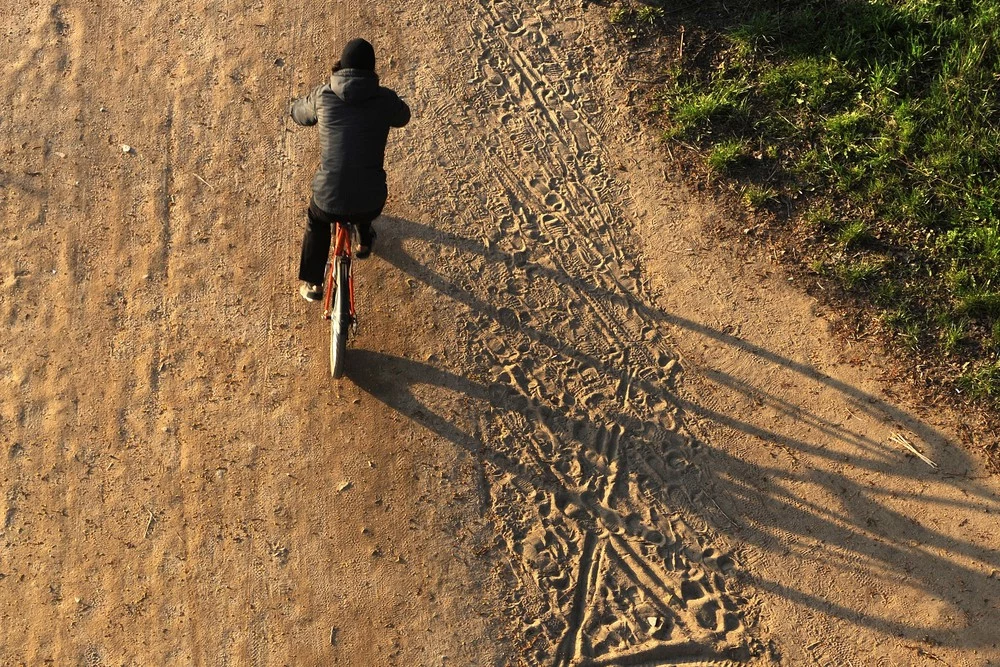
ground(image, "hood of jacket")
xmin=330 ymin=69 xmax=380 ymax=103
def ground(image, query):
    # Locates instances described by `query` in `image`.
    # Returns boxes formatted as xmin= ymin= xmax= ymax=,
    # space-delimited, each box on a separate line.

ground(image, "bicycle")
xmin=323 ymin=221 xmax=359 ymax=378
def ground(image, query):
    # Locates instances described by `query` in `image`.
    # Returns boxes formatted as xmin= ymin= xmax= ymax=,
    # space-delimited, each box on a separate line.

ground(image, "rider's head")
xmin=339 ymin=38 xmax=376 ymax=72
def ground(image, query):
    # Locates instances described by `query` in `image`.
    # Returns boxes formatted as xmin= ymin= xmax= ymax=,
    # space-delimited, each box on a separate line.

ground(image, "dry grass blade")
xmin=890 ymin=432 xmax=938 ymax=469
xmin=143 ymin=507 xmax=155 ymax=539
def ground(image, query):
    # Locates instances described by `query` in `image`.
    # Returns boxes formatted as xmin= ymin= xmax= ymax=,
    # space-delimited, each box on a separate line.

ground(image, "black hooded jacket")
xmin=291 ymin=69 xmax=410 ymax=215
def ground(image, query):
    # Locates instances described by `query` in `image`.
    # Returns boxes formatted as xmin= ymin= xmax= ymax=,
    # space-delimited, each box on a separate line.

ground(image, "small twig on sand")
xmin=890 ymin=432 xmax=938 ymax=469
xmin=194 ymin=173 xmax=214 ymax=190
xmin=907 ymin=645 xmax=948 ymax=664
xmin=711 ymin=498 xmax=738 ymax=527
xmin=143 ymin=508 xmax=155 ymax=539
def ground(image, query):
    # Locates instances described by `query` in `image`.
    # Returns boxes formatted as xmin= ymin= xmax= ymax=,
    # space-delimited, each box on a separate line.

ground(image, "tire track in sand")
xmin=419 ymin=0 xmax=763 ymax=663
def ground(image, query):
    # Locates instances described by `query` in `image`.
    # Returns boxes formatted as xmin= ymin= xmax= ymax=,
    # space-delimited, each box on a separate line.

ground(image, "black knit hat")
xmin=341 ymin=38 xmax=375 ymax=71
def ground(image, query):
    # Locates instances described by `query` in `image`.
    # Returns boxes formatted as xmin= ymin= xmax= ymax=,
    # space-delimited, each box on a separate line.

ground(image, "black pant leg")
xmin=298 ymin=202 xmax=335 ymax=284
xmin=356 ymin=219 xmax=373 ymax=246
xmin=350 ymin=209 xmax=382 ymax=246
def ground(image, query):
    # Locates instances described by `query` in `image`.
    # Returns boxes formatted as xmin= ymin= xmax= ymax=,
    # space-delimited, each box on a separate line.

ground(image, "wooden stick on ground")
xmin=143 ymin=508 xmax=155 ymax=539
xmin=890 ymin=432 xmax=939 ymax=469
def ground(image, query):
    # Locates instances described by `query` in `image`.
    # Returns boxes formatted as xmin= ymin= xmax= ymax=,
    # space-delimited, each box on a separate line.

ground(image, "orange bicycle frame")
xmin=322 ymin=222 xmax=357 ymax=321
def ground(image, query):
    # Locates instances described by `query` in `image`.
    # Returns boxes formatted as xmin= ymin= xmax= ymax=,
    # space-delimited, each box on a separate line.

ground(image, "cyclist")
xmin=290 ymin=38 xmax=411 ymax=302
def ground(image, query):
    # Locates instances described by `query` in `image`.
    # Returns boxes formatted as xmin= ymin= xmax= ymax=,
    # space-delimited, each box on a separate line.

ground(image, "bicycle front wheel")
xmin=329 ymin=257 xmax=351 ymax=379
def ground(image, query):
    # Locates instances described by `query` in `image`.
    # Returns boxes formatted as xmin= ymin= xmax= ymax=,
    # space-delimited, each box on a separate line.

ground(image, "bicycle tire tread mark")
xmin=553 ymin=531 xmax=599 ymax=667
xmin=409 ymin=0 xmax=761 ymax=663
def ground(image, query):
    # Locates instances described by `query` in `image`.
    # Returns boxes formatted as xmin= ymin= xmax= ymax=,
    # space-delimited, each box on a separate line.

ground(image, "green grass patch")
xmin=610 ymin=1 xmax=665 ymax=29
xmin=729 ymin=10 xmax=779 ymax=54
xmin=743 ymin=184 xmax=779 ymax=209
xmin=941 ymin=319 xmax=968 ymax=355
xmin=804 ymin=205 xmax=835 ymax=230
xmin=960 ymin=360 xmax=1000 ymax=401
xmin=838 ymin=257 xmax=883 ymax=289
xmin=836 ymin=220 xmax=871 ymax=250
xmin=609 ymin=5 xmax=634 ymax=25
xmin=959 ymin=292 xmax=1000 ymax=318
xmin=647 ymin=0 xmax=1000 ymax=404
xmin=635 ymin=5 xmax=664 ymax=25
xmin=667 ymin=82 xmax=750 ymax=137
xmin=708 ymin=139 xmax=749 ymax=173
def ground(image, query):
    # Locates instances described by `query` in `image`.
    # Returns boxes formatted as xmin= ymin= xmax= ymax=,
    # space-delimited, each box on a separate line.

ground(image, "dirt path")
xmin=2 ymin=0 xmax=999 ymax=665
xmin=1 ymin=1 xmax=501 ymax=664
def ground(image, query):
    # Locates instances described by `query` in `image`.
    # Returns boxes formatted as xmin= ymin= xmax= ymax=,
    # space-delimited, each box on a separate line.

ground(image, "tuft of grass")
xmin=960 ymin=361 xmax=1000 ymax=402
xmin=609 ymin=5 xmax=634 ymax=25
xmin=668 ymin=82 xmax=750 ymax=137
xmin=959 ymin=292 xmax=1000 ymax=318
xmin=743 ymin=184 xmax=779 ymax=209
xmin=708 ymin=139 xmax=749 ymax=173
xmin=823 ymin=111 xmax=874 ymax=144
xmin=940 ymin=319 xmax=967 ymax=355
xmin=610 ymin=2 xmax=664 ymax=28
xmin=881 ymin=307 xmax=922 ymax=350
xmin=729 ymin=10 xmax=780 ymax=53
xmin=836 ymin=220 xmax=870 ymax=249
xmin=838 ymin=258 xmax=882 ymax=289
xmin=804 ymin=205 xmax=835 ymax=230
xmin=635 ymin=5 xmax=664 ymax=25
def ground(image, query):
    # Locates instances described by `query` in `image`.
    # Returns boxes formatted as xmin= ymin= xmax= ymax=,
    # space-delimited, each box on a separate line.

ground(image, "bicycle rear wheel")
xmin=329 ymin=257 xmax=351 ymax=378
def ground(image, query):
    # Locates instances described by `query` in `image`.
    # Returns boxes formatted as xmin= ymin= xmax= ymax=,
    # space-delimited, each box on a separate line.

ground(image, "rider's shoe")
xmin=299 ymin=282 xmax=323 ymax=302
xmin=356 ymin=229 xmax=377 ymax=259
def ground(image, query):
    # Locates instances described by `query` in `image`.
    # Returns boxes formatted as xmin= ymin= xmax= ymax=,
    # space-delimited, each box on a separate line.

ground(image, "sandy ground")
xmin=2 ymin=0 xmax=999 ymax=665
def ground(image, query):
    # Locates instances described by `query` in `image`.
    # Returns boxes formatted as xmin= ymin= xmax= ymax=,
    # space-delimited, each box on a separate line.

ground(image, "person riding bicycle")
xmin=290 ymin=38 xmax=411 ymax=302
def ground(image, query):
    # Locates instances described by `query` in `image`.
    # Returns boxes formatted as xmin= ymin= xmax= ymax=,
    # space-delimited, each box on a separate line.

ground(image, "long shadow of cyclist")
xmin=351 ymin=215 xmax=1000 ymax=653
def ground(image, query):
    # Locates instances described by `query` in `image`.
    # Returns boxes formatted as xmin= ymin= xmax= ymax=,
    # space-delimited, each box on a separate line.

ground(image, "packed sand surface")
xmin=2 ymin=0 xmax=999 ymax=665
